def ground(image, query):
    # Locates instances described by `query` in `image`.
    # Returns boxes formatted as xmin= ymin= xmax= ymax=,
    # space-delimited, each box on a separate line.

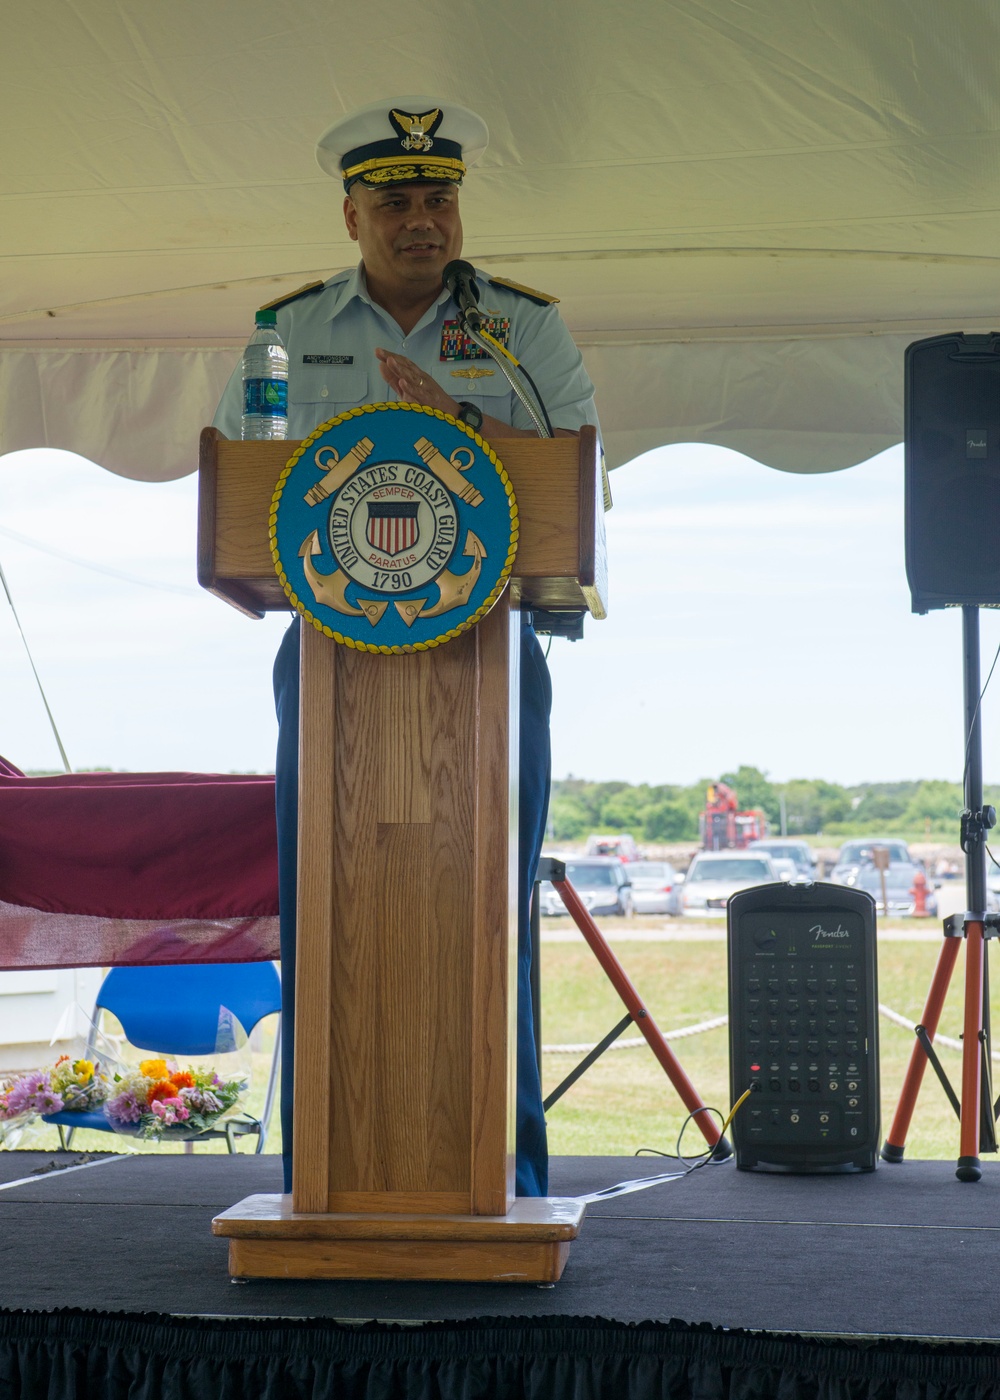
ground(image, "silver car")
xmin=628 ymin=860 xmax=683 ymax=915
xmin=681 ymin=851 xmax=778 ymax=916
xmin=748 ymin=839 xmax=816 ymax=877
xmin=829 ymin=838 xmax=912 ymax=885
xmin=839 ymin=859 xmax=939 ymax=917
xmin=768 ymin=856 xmax=802 ymax=882
xmin=538 ymin=856 xmax=634 ymax=917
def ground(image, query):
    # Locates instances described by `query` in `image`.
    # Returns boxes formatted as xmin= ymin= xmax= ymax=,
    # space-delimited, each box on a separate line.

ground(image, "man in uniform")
xmin=214 ymin=96 xmax=600 ymax=1197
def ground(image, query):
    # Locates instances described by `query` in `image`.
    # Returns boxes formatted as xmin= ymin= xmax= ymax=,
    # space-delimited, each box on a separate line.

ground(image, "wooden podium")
xmin=199 ymin=424 xmax=606 ymax=1282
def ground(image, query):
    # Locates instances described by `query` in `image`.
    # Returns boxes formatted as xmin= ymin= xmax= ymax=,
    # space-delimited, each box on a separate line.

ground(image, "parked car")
xmin=842 ymin=860 xmax=939 ymax=918
xmin=585 ymin=833 xmax=640 ymax=863
xmin=627 ymin=860 xmax=683 ymax=915
xmin=538 ymin=856 xmax=634 ymax=917
xmin=747 ymin=839 xmax=816 ymax=877
xmin=767 ymin=855 xmax=802 ymax=882
xmin=828 ymin=838 xmax=913 ymax=886
xmin=680 ymin=851 xmax=778 ymax=916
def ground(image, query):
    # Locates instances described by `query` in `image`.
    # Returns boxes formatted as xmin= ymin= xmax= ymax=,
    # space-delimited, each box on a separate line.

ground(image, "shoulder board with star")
xmin=486 ymin=276 xmax=560 ymax=306
xmin=257 ymin=280 xmax=326 ymax=313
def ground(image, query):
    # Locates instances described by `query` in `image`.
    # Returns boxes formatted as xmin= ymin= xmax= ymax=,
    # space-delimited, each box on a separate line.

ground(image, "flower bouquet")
xmin=0 ymin=1056 xmax=113 ymax=1145
xmin=104 ymin=1058 xmax=247 ymax=1141
xmin=0 ymin=1056 xmax=112 ymax=1118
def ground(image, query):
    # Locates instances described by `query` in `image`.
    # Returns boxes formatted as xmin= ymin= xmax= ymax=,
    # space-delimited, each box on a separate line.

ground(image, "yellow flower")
xmin=139 ymin=1058 xmax=169 ymax=1080
xmin=72 ymin=1059 xmax=94 ymax=1083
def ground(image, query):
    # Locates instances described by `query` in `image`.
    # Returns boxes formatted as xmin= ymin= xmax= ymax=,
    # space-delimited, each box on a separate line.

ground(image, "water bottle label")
xmin=244 ymin=379 xmax=288 ymax=416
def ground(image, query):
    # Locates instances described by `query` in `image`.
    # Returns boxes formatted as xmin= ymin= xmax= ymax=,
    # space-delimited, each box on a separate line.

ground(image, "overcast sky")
xmin=1 ymin=440 xmax=993 ymax=787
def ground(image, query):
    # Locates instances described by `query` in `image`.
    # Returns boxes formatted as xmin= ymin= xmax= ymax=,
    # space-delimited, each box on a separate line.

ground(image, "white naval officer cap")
xmin=316 ymin=96 xmax=489 ymax=192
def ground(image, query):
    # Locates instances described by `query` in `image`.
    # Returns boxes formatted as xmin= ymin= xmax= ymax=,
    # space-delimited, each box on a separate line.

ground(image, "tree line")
xmin=549 ymin=765 xmax=995 ymax=843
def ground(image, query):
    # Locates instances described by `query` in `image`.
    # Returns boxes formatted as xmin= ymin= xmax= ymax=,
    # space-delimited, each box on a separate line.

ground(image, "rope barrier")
xmin=542 ymin=1014 xmax=728 ymax=1055
xmin=542 ymin=1005 xmax=1000 ymax=1060
xmin=877 ymin=1001 xmax=1000 ymax=1060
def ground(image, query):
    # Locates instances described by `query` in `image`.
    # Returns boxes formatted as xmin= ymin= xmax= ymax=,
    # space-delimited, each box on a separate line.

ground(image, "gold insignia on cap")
xmin=346 ymin=158 xmax=464 ymax=185
xmin=390 ymin=108 xmax=441 ymax=153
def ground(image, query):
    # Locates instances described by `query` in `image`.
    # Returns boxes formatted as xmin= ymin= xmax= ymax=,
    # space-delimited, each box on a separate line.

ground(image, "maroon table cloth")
xmin=0 ymin=757 xmax=279 ymax=970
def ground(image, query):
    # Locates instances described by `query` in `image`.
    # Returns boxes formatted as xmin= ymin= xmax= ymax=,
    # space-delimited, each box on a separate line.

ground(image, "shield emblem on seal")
xmin=367 ymin=500 xmax=419 ymax=557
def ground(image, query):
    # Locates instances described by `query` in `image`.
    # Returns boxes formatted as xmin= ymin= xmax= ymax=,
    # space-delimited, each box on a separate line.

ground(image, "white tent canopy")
xmin=3 ymin=0 xmax=999 ymax=480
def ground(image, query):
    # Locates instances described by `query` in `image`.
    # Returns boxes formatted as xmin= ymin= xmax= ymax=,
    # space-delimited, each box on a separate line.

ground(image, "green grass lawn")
xmin=5 ymin=921 xmax=988 ymax=1163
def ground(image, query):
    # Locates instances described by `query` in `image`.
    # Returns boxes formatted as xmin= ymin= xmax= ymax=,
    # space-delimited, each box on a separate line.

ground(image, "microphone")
xmin=443 ymin=258 xmax=554 ymax=436
xmin=442 ymin=259 xmax=482 ymax=326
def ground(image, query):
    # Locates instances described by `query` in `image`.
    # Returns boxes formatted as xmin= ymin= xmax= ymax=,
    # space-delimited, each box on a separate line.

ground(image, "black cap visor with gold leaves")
xmin=341 ymin=108 xmax=466 ymax=190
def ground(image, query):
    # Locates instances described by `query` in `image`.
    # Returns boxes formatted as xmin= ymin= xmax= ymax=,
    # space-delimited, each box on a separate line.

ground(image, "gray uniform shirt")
xmin=213 ymin=263 xmax=600 ymax=439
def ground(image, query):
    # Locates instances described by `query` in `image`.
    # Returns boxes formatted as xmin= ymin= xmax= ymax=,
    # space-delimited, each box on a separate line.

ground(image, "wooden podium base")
xmin=213 ymin=1195 xmax=586 ymax=1282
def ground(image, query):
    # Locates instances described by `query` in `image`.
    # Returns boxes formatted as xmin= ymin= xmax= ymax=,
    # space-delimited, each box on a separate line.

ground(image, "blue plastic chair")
xmin=45 ymin=962 xmax=281 ymax=1153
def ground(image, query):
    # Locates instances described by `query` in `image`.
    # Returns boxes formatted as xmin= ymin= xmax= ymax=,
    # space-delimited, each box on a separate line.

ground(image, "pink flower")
xmin=151 ymin=1097 xmax=190 ymax=1126
xmin=2 ymin=1071 xmax=64 ymax=1117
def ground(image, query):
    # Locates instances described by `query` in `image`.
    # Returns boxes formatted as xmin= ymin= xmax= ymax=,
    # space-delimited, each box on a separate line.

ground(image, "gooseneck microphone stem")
xmin=460 ymin=320 xmax=552 ymax=438
xmin=442 ymin=260 xmax=553 ymax=439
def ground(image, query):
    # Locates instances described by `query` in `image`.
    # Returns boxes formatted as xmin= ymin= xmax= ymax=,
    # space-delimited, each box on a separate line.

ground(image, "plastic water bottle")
xmin=241 ymin=309 xmax=289 ymax=440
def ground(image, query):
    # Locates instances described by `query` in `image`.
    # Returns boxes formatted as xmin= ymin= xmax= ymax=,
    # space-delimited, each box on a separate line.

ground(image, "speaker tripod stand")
xmin=531 ymin=856 xmax=732 ymax=1158
xmin=882 ymin=605 xmax=999 ymax=1180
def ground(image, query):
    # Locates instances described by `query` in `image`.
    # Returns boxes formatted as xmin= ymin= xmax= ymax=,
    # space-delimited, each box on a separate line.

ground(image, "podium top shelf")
xmin=198 ymin=424 xmax=607 ymax=622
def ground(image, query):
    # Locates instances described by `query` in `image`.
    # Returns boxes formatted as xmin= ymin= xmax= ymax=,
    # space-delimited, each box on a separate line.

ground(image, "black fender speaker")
xmin=728 ymin=881 xmax=879 ymax=1172
xmin=905 ymin=332 xmax=1000 ymax=613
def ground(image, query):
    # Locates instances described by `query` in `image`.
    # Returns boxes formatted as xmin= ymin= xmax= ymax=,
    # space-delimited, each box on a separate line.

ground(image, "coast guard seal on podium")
xmin=271 ymin=403 xmax=517 ymax=652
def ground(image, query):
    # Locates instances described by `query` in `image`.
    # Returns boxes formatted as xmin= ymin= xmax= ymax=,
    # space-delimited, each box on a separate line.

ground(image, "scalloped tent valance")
xmin=2 ymin=0 xmax=998 ymax=479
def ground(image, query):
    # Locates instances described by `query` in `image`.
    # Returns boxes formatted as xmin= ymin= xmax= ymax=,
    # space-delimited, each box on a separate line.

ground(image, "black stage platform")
xmin=4 ymin=1151 xmax=1000 ymax=1398
xmin=2 ymin=1150 xmax=999 ymax=1335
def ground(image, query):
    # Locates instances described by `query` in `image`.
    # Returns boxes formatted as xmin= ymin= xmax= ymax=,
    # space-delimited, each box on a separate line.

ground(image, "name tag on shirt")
xmin=440 ymin=317 xmax=510 ymax=362
xmin=303 ymin=354 xmax=355 ymax=365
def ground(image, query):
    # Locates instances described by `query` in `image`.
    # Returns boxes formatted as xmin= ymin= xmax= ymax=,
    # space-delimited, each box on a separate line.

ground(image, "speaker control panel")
xmin=728 ymin=883 xmax=879 ymax=1172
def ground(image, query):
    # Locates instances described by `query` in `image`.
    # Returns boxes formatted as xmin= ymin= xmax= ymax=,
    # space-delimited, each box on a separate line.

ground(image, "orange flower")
xmin=148 ymin=1080 xmax=179 ymax=1105
xmin=139 ymin=1058 xmax=170 ymax=1080
xmin=169 ymin=1071 xmax=195 ymax=1090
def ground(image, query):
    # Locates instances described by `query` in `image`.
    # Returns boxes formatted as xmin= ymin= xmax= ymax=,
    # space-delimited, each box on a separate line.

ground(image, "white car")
xmin=768 ymin=856 xmax=801 ymax=882
xmin=628 ymin=860 xmax=683 ymax=915
xmin=747 ymin=839 xmax=816 ymax=878
xmin=681 ymin=851 xmax=778 ymax=916
xmin=537 ymin=856 xmax=634 ymax=917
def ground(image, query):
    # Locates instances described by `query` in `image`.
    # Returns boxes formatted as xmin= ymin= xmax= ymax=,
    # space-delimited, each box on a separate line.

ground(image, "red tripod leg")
xmin=553 ymin=878 xmax=724 ymax=1151
xmin=882 ymin=934 xmax=961 ymax=1160
xmin=957 ymin=920 xmax=986 ymax=1180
